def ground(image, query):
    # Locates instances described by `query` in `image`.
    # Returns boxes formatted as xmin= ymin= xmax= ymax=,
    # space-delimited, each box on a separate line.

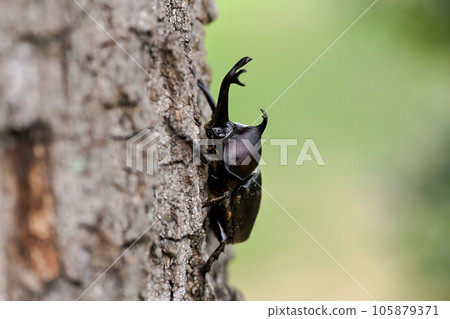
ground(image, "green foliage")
xmin=205 ymin=0 xmax=450 ymax=300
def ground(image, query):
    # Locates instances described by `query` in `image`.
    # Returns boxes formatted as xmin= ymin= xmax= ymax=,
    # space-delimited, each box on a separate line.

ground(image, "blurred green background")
xmin=204 ymin=0 xmax=450 ymax=300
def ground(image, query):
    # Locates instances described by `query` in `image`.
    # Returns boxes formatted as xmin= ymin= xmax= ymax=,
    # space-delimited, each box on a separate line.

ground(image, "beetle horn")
xmin=256 ymin=109 xmax=268 ymax=133
xmin=211 ymin=57 xmax=253 ymax=126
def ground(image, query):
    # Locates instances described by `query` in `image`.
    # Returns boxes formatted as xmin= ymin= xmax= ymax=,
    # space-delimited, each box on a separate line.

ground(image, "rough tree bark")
xmin=0 ymin=0 xmax=242 ymax=300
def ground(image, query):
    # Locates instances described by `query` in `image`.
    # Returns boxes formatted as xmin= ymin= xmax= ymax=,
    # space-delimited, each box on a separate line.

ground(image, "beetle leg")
xmin=192 ymin=65 xmax=216 ymax=112
xmin=202 ymin=191 xmax=229 ymax=208
xmin=197 ymin=80 xmax=216 ymax=112
xmin=166 ymin=117 xmax=209 ymax=164
xmin=202 ymin=221 xmax=227 ymax=274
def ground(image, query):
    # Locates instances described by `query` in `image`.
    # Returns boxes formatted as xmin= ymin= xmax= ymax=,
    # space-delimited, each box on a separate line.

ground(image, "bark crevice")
xmin=0 ymin=0 xmax=241 ymax=301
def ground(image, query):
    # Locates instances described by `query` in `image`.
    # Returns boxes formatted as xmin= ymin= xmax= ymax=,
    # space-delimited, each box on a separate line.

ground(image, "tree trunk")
xmin=0 ymin=0 xmax=241 ymax=301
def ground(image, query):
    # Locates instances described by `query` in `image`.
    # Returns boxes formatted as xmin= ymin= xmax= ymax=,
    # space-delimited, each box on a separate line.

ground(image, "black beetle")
xmin=197 ymin=57 xmax=268 ymax=273
xmin=168 ymin=57 xmax=268 ymax=273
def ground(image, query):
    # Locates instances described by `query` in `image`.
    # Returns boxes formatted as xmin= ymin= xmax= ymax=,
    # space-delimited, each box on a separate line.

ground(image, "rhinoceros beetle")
xmin=198 ymin=57 xmax=268 ymax=273
xmin=169 ymin=57 xmax=268 ymax=273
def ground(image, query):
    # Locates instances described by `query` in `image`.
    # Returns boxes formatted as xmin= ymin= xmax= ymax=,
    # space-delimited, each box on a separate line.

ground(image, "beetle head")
xmin=204 ymin=121 xmax=234 ymax=139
